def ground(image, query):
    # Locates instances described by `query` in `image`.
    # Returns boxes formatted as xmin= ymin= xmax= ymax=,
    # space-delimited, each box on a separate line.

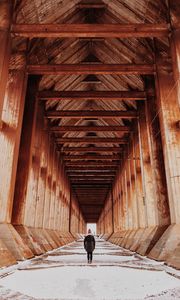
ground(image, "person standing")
xmin=84 ymin=229 xmax=95 ymax=263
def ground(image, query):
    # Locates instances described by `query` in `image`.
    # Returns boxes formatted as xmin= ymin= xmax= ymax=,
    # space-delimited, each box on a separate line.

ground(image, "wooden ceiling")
xmin=12 ymin=0 xmax=169 ymax=223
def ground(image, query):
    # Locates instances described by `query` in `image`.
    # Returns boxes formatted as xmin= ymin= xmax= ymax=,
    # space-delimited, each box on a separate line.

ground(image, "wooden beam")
xmin=70 ymin=180 xmax=112 ymax=183
xmin=63 ymin=154 xmax=121 ymax=160
xmin=51 ymin=125 xmax=130 ymax=132
xmin=12 ymin=23 xmax=169 ymax=38
xmin=78 ymin=2 xmax=106 ymax=9
xmin=28 ymin=64 xmax=155 ymax=75
xmin=38 ymin=90 xmax=147 ymax=101
xmin=46 ymin=110 xmax=137 ymax=119
xmin=65 ymin=161 xmax=119 ymax=166
xmin=69 ymin=173 xmax=115 ymax=176
xmin=66 ymin=166 xmax=117 ymax=170
xmin=67 ymin=171 xmax=116 ymax=175
xmin=69 ymin=176 xmax=114 ymax=180
xmin=56 ymin=137 xmax=127 ymax=143
xmin=60 ymin=147 xmax=123 ymax=152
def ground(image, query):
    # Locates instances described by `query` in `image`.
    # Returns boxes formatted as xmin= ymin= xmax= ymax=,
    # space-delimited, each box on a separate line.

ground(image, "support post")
xmin=0 ymin=0 xmax=13 ymax=125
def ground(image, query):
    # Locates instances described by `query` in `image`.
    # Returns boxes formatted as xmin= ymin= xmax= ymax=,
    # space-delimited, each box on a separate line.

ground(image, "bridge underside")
xmin=0 ymin=0 xmax=179 ymax=269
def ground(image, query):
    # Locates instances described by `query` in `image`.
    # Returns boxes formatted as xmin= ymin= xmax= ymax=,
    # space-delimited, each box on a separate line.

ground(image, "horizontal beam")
xmin=66 ymin=166 xmax=117 ymax=170
xmin=69 ymin=177 xmax=114 ymax=180
xmin=56 ymin=137 xmax=127 ymax=143
xmin=38 ymin=90 xmax=147 ymax=101
xmin=60 ymin=147 xmax=123 ymax=152
xmin=46 ymin=110 xmax=137 ymax=119
xmin=69 ymin=175 xmax=115 ymax=178
xmin=28 ymin=64 xmax=154 ymax=75
xmin=50 ymin=125 xmax=130 ymax=132
xmin=72 ymin=183 xmax=111 ymax=187
xmin=12 ymin=24 xmax=169 ymax=38
xmin=70 ymin=180 xmax=112 ymax=183
xmin=63 ymin=154 xmax=121 ymax=160
xmin=78 ymin=2 xmax=106 ymax=9
xmin=67 ymin=171 xmax=116 ymax=175
xmin=65 ymin=161 xmax=119 ymax=165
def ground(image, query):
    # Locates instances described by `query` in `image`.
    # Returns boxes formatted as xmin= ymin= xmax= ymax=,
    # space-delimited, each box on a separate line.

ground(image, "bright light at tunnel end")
xmin=86 ymin=223 xmax=97 ymax=235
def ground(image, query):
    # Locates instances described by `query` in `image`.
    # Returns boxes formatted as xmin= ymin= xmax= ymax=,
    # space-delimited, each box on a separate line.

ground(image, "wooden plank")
xmin=69 ymin=177 xmax=114 ymax=180
xmin=56 ymin=137 xmax=127 ymax=143
xmin=65 ymin=161 xmax=119 ymax=166
xmin=12 ymin=23 xmax=169 ymax=38
xmin=46 ymin=110 xmax=137 ymax=119
xmin=50 ymin=125 xmax=130 ymax=132
xmin=60 ymin=146 xmax=123 ymax=152
xmin=66 ymin=166 xmax=117 ymax=170
xmin=28 ymin=64 xmax=155 ymax=75
xmin=70 ymin=180 xmax=112 ymax=183
xmin=67 ymin=171 xmax=116 ymax=175
xmin=69 ymin=173 xmax=115 ymax=177
xmin=38 ymin=90 xmax=147 ymax=100
xmin=63 ymin=154 xmax=121 ymax=160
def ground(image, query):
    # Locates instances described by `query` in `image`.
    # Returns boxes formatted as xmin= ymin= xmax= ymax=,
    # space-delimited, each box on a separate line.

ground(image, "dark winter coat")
xmin=84 ymin=234 xmax=95 ymax=252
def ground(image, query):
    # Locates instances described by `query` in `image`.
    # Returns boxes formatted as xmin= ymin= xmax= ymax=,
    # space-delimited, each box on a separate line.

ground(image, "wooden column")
xmin=69 ymin=188 xmax=72 ymax=233
xmin=155 ymin=50 xmax=180 ymax=224
xmin=43 ymin=137 xmax=53 ymax=229
xmin=0 ymin=53 xmax=27 ymax=223
xmin=133 ymin=128 xmax=148 ymax=228
xmin=0 ymin=0 xmax=13 ymax=124
xmin=130 ymin=136 xmax=139 ymax=229
xmin=0 ymin=48 xmax=34 ymax=261
xmin=168 ymin=0 xmax=180 ymax=106
xmin=145 ymin=77 xmax=170 ymax=226
xmin=138 ymin=102 xmax=157 ymax=227
xmin=12 ymin=76 xmax=41 ymax=225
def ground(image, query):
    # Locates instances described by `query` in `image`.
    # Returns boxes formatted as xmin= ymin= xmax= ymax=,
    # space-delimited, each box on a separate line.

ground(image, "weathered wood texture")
xmin=28 ymin=64 xmax=155 ymax=75
xmin=38 ymin=90 xmax=147 ymax=101
xmin=12 ymin=23 xmax=169 ymax=38
xmin=0 ymin=1 xmax=13 ymax=123
xmin=46 ymin=110 xmax=137 ymax=119
xmin=0 ymin=55 xmax=27 ymax=222
xmin=155 ymin=51 xmax=180 ymax=224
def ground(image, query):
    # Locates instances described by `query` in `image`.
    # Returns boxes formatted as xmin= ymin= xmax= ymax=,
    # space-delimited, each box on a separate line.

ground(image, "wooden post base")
xmin=0 ymin=238 xmax=16 ymax=268
xmin=14 ymin=225 xmax=44 ymax=255
xmin=148 ymin=224 xmax=180 ymax=269
xmin=136 ymin=225 xmax=169 ymax=255
xmin=0 ymin=224 xmax=33 ymax=261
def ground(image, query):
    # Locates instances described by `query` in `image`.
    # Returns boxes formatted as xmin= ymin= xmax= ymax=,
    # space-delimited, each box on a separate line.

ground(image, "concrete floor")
xmin=0 ymin=238 xmax=180 ymax=300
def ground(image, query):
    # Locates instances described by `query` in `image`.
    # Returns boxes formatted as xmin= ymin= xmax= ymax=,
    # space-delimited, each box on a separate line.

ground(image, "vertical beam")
xmin=111 ymin=186 xmax=114 ymax=233
xmin=0 ymin=0 xmax=13 ymax=124
xmin=168 ymin=0 xmax=180 ymax=105
xmin=12 ymin=75 xmax=41 ymax=225
xmin=155 ymin=47 xmax=180 ymax=224
xmin=34 ymin=104 xmax=48 ymax=229
xmin=0 ymin=53 xmax=27 ymax=223
xmin=138 ymin=102 xmax=157 ymax=226
xmin=130 ymin=136 xmax=139 ymax=229
xmin=145 ymin=77 xmax=170 ymax=226
xmin=69 ymin=188 xmax=72 ymax=233
xmin=133 ymin=127 xmax=147 ymax=228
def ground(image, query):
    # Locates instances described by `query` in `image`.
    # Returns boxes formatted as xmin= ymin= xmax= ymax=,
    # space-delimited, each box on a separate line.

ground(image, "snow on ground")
xmin=0 ymin=239 xmax=179 ymax=300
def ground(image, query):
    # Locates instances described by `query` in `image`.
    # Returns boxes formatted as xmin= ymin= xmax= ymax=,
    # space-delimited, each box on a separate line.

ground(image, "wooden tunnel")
xmin=0 ymin=0 xmax=179 ymax=269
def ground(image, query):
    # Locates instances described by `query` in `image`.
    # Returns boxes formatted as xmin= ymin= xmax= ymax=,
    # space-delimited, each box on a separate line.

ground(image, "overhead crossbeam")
xmin=46 ymin=110 xmax=137 ymax=119
xmin=56 ymin=137 xmax=127 ymax=143
xmin=50 ymin=125 xmax=130 ymax=132
xmin=63 ymin=154 xmax=121 ymax=160
xmin=28 ymin=64 xmax=154 ymax=75
xmin=11 ymin=23 xmax=169 ymax=38
xmin=60 ymin=147 xmax=123 ymax=152
xmin=66 ymin=166 xmax=117 ymax=170
xmin=65 ymin=161 xmax=119 ymax=166
xmin=38 ymin=90 xmax=147 ymax=101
